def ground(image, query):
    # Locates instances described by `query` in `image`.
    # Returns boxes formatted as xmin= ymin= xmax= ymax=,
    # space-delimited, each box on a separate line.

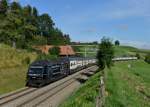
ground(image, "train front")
xmin=26 ymin=65 xmax=45 ymax=87
xmin=26 ymin=61 xmax=47 ymax=87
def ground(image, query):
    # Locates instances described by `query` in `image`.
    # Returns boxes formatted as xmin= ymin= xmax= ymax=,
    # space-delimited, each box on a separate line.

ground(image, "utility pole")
xmin=84 ymin=47 xmax=87 ymax=57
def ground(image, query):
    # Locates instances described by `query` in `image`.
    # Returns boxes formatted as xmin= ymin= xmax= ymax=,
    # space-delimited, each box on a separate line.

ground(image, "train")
xmin=26 ymin=57 xmax=97 ymax=87
xmin=112 ymin=57 xmax=138 ymax=61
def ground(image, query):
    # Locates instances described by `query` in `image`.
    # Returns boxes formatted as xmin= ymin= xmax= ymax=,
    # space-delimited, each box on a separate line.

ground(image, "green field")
xmin=72 ymin=45 xmax=97 ymax=57
xmin=106 ymin=60 xmax=150 ymax=107
xmin=0 ymin=44 xmax=37 ymax=95
xmin=60 ymin=60 xmax=150 ymax=107
xmin=114 ymin=46 xmax=138 ymax=57
xmin=73 ymin=45 xmax=150 ymax=58
xmin=114 ymin=46 xmax=150 ymax=58
xmin=0 ymin=66 xmax=28 ymax=95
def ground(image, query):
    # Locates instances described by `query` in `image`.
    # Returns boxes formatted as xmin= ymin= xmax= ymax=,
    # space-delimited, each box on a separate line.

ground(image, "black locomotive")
xmin=26 ymin=57 xmax=96 ymax=87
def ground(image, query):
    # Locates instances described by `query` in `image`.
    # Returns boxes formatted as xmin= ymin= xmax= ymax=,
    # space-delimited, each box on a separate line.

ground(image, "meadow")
xmin=105 ymin=60 xmax=150 ymax=107
xmin=0 ymin=44 xmax=37 ymax=95
xmin=60 ymin=60 xmax=150 ymax=107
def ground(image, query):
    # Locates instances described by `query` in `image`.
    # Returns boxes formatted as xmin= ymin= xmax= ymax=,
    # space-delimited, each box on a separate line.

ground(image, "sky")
xmin=18 ymin=0 xmax=150 ymax=49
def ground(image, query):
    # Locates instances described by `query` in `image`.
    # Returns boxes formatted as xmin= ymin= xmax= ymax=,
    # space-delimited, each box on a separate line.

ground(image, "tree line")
xmin=0 ymin=0 xmax=70 ymax=49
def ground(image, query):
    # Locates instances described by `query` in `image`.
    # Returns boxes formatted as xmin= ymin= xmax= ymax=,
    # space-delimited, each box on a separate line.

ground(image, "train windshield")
xmin=29 ymin=67 xmax=43 ymax=75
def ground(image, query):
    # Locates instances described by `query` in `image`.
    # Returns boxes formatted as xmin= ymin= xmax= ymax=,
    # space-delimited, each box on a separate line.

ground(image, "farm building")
xmin=33 ymin=45 xmax=76 ymax=56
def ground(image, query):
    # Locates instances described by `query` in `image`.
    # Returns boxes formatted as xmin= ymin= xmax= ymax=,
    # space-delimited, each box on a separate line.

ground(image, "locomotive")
xmin=26 ymin=57 xmax=97 ymax=87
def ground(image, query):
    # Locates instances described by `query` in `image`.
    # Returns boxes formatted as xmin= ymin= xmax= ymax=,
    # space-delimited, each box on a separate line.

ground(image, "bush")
xmin=145 ymin=53 xmax=150 ymax=64
xmin=135 ymin=53 xmax=140 ymax=59
xmin=36 ymin=53 xmax=57 ymax=61
xmin=115 ymin=40 xmax=120 ymax=46
xmin=22 ymin=56 xmax=31 ymax=65
xmin=49 ymin=46 xmax=60 ymax=56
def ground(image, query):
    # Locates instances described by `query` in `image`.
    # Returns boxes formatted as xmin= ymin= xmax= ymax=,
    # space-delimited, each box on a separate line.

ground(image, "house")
xmin=34 ymin=45 xmax=76 ymax=56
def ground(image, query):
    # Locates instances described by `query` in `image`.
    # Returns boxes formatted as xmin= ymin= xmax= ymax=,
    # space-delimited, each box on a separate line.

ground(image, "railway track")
xmin=18 ymin=77 xmax=77 ymax=107
xmin=0 ymin=66 xmax=98 ymax=107
xmin=21 ymin=69 xmax=96 ymax=107
xmin=0 ymin=87 xmax=37 ymax=106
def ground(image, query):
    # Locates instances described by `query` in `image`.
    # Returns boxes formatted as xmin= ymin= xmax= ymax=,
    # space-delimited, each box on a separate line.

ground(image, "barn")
xmin=33 ymin=45 xmax=76 ymax=57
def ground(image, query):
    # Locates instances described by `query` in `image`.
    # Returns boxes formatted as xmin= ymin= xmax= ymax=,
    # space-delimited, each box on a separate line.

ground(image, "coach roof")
xmin=30 ymin=60 xmax=60 ymax=67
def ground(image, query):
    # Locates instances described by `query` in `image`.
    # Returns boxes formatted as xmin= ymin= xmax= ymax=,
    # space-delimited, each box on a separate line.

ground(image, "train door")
xmin=51 ymin=64 xmax=61 ymax=80
xmin=47 ymin=66 xmax=52 ymax=82
xmin=60 ymin=62 xmax=66 ymax=75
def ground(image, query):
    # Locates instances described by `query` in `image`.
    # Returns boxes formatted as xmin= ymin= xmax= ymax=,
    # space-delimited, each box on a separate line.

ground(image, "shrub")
xmin=36 ymin=53 xmax=57 ymax=61
xmin=115 ymin=40 xmax=120 ymax=46
xmin=49 ymin=46 xmax=60 ymax=56
xmin=145 ymin=53 xmax=150 ymax=64
xmin=135 ymin=53 xmax=140 ymax=59
xmin=22 ymin=57 xmax=31 ymax=65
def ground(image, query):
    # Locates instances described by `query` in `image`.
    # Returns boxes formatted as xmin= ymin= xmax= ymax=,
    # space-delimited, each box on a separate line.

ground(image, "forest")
xmin=0 ymin=0 xmax=70 ymax=49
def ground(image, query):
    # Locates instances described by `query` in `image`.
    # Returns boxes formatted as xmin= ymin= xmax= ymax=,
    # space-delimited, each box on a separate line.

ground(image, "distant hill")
xmin=73 ymin=45 xmax=150 ymax=58
xmin=114 ymin=45 xmax=150 ymax=58
xmin=114 ymin=46 xmax=138 ymax=57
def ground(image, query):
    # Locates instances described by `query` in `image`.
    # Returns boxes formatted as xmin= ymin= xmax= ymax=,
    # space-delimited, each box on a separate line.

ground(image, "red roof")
xmin=34 ymin=45 xmax=76 ymax=56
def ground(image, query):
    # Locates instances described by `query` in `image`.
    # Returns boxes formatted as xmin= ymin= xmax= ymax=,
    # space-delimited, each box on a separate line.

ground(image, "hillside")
xmin=73 ymin=45 xmax=150 ymax=58
xmin=114 ymin=46 xmax=138 ymax=57
xmin=0 ymin=44 xmax=37 ymax=95
xmin=0 ymin=44 xmax=37 ymax=68
xmin=106 ymin=60 xmax=150 ymax=107
xmin=72 ymin=45 xmax=97 ymax=57
xmin=60 ymin=60 xmax=150 ymax=107
xmin=114 ymin=45 xmax=150 ymax=59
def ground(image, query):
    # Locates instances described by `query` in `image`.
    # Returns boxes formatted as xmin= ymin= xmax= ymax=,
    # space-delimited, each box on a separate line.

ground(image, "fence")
xmin=96 ymin=76 xmax=105 ymax=107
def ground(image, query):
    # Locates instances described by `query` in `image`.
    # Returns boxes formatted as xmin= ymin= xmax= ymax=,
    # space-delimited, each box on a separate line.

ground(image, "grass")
xmin=105 ymin=60 xmax=150 ymax=107
xmin=60 ymin=60 xmax=150 ymax=107
xmin=60 ymin=72 xmax=100 ymax=107
xmin=114 ymin=46 xmax=138 ymax=57
xmin=0 ymin=66 xmax=28 ymax=95
xmin=72 ymin=45 xmax=97 ymax=57
xmin=73 ymin=44 xmax=150 ymax=58
xmin=114 ymin=45 xmax=150 ymax=60
xmin=0 ymin=44 xmax=37 ymax=95
xmin=0 ymin=44 xmax=37 ymax=68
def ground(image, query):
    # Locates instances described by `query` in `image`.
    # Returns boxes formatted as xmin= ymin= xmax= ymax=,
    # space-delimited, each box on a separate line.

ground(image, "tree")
xmin=136 ymin=53 xmax=140 ymax=59
xmin=145 ymin=53 xmax=150 ymax=64
xmin=96 ymin=37 xmax=114 ymax=106
xmin=0 ymin=0 xmax=8 ymax=15
xmin=10 ymin=1 xmax=21 ymax=14
xmin=115 ymin=40 xmax=120 ymax=46
xmin=63 ymin=34 xmax=71 ymax=44
xmin=97 ymin=37 xmax=114 ymax=70
xmin=0 ymin=1 xmax=22 ymax=47
xmin=32 ymin=7 xmax=38 ymax=17
xmin=48 ymin=28 xmax=66 ymax=45
xmin=0 ymin=1 xmax=70 ymax=49
xmin=49 ymin=46 xmax=60 ymax=56
xmin=38 ymin=13 xmax=54 ymax=37
xmin=21 ymin=5 xmax=38 ymax=47
xmin=22 ymin=5 xmax=32 ymax=17
xmin=93 ymin=41 xmax=98 ymax=45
